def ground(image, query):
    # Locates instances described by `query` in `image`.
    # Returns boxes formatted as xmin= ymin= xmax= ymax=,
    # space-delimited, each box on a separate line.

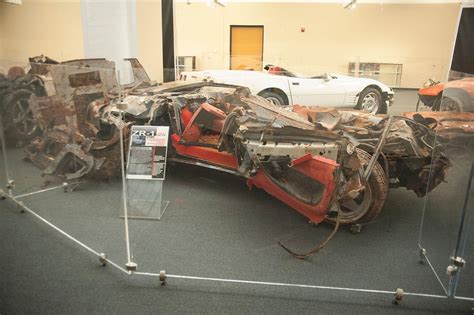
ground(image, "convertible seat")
xmin=268 ymin=66 xmax=283 ymax=76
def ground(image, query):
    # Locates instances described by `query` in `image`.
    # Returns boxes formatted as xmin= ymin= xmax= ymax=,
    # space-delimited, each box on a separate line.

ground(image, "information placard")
xmin=126 ymin=126 xmax=169 ymax=180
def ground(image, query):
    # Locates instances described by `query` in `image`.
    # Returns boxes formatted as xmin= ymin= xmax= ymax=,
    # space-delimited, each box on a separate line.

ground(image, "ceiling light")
xmin=343 ymin=0 xmax=357 ymax=10
xmin=207 ymin=0 xmax=225 ymax=8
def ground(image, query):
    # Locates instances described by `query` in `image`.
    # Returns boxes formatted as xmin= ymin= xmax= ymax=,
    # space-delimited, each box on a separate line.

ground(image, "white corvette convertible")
xmin=180 ymin=65 xmax=394 ymax=114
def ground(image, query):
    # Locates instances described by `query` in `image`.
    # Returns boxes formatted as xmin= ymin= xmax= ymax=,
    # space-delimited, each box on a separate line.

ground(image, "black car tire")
xmin=439 ymin=96 xmax=463 ymax=112
xmin=436 ymin=88 xmax=474 ymax=112
xmin=355 ymin=87 xmax=387 ymax=114
xmin=326 ymin=149 xmax=389 ymax=225
xmin=259 ymin=91 xmax=286 ymax=106
xmin=3 ymin=89 xmax=39 ymax=142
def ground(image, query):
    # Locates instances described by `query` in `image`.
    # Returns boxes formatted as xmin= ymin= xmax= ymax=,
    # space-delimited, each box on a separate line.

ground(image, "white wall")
xmin=81 ymin=0 xmax=138 ymax=83
xmin=176 ymin=2 xmax=460 ymax=87
xmin=136 ymin=0 xmax=164 ymax=82
xmin=0 ymin=0 xmax=85 ymax=68
xmin=0 ymin=0 xmax=163 ymax=82
xmin=81 ymin=0 xmax=138 ymax=60
xmin=0 ymin=0 xmax=460 ymax=87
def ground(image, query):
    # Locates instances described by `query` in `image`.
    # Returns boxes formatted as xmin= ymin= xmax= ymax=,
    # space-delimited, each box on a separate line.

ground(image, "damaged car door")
xmin=247 ymin=153 xmax=339 ymax=225
xmin=167 ymin=91 xmax=341 ymax=223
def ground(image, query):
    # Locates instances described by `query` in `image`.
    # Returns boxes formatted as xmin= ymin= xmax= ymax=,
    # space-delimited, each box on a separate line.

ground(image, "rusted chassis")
xmin=1 ymin=57 xmax=146 ymax=180
xmin=404 ymin=111 xmax=474 ymax=145
xmin=2 ymin=58 xmax=449 ymax=225
xmin=133 ymin=83 xmax=449 ymax=225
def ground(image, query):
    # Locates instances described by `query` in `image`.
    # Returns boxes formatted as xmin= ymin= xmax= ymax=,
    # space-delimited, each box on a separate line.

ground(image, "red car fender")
xmin=418 ymin=84 xmax=444 ymax=97
xmin=247 ymin=154 xmax=339 ymax=224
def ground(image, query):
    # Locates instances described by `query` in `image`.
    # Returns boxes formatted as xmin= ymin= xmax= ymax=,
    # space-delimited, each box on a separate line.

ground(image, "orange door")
xmin=230 ymin=26 xmax=263 ymax=71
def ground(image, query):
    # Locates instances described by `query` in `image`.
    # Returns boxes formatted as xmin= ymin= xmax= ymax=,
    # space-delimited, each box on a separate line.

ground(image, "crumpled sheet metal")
xmin=291 ymin=105 xmax=433 ymax=157
xmin=403 ymin=111 xmax=474 ymax=135
xmin=292 ymin=105 xmax=342 ymax=130
xmin=12 ymin=64 xmax=444 ymax=195
xmin=243 ymin=96 xmax=315 ymax=130
xmin=292 ymin=106 xmax=386 ymax=132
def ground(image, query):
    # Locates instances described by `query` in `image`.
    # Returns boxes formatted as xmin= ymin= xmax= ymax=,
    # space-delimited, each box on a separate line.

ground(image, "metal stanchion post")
xmin=116 ymin=70 xmax=137 ymax=272
xmin=0 ymin=114 xmax=14 ymax=197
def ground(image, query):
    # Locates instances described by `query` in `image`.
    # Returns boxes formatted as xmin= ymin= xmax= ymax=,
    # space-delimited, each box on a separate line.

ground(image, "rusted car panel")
xmin=1 ymin=56 xmax=152 ymax=179
xmin=1 ymin=56 xmax=150 ymax=140
xmin=0 ymin=58 xmax=450 ymax=227
xmin=123 ymin=84 xmax=446 ymax=224
xmin=403 ymin=111 xmax=474 ymax=143
xmin=291 ymin=106 xmax=449 ymax=197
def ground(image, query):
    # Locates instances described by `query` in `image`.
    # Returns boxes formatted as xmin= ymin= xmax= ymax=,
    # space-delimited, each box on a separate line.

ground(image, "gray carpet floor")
xmin=0 ymin=90 xmax=473 ymax=314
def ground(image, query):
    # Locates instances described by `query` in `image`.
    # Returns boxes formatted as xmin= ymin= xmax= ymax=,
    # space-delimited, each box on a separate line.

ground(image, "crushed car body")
xmin=0 ymin=57 xmax=449 ymax=226
xmin=403 ymin=111 xmax=474 ymax=144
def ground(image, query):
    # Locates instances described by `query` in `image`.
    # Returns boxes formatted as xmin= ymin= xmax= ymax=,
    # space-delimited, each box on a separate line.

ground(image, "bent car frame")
xmin=1 ymin=58 xmax=448 ymax=227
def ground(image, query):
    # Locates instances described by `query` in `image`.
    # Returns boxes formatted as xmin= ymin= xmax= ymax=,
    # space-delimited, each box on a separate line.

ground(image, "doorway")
xmin=230 ymin=25 xmax=264 ymax=70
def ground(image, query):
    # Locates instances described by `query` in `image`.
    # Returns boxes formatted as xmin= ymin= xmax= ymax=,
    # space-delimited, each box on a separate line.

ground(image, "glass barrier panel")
xmin=0 ymin=59 xmax=14 ymax=194
xmin=3 ymin=53 xmax=455 ymax=302
xmin=123 ymin=66 xmax=454 ymax=299
xmin=454 ymin=166 xmax=473 ymax=298
xmin=1 ymin=61 xmax=129 ymax=271
xmin=418 ymin=71 xmax=474 ymax=295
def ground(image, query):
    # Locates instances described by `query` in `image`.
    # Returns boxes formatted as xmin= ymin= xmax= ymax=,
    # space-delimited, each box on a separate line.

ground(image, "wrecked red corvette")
xmin=0 ymin=58 xmax=449 ymax=228
xmin=110 ymin=82 xmax=448 ymax=226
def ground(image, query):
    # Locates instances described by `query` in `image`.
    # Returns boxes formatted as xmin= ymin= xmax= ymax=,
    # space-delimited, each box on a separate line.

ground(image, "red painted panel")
xmin=171 ymin=134 xmax=238 ymax=169
xmin=201 ymin=102 xmax=227 ymax=119
xmin=418 ymin=84 xmax=444 ymax=97
xmin=181 ymin=107 xmax=194 ymax=127
xmin=247 ymin=155 xmax=338 ymax=223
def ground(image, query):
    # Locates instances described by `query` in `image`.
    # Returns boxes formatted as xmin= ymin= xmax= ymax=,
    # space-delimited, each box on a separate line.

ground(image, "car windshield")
xmin=263 ymin=65 xmax=328 ymax=79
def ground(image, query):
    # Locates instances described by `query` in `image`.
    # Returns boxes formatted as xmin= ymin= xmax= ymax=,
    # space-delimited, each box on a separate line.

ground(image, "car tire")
xmin=259 ymin=91 xmax=286 ymax=106
xmin=431 ymin=96 xmax=441 ymax=111
xmin=326 ymin=149 xmax=388 ymax=225
xmin=355 ymin=87 xmax=386 ymax=114
xmin=3 ymin=89 xmax=39 ymax=142
xmin=439 ymin=96 xmax=464 ymax=112
xmin=436 ymin=88 xmax=474 ymax=112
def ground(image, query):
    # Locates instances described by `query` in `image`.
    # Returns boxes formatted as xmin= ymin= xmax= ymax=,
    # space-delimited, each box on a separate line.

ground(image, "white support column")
xmin=80 ymin=0 xmax=138 ymax=83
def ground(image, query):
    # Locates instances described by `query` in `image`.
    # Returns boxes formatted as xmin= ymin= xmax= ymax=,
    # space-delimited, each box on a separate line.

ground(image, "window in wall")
xmin=349 ymin=62 xmax=403 ymax=87
xmin=176 ymin=56 xmax=196 ymax=76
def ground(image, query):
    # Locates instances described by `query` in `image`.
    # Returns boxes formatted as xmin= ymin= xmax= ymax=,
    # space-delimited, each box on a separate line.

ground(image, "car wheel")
xmin=4 ymin=90 xmax=39 ymax=141
xmin=439 ymin=96 xmax=463 ymax=112
xmin=326 ymin=149 xmax=388 ymax=225
xmin=259 ymin=91 xmax=286 ymax=106
xmin=356 ymin=88 xmax=385 ymax=114
xmin=431 ymin=96 xmax=441 ymax=111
